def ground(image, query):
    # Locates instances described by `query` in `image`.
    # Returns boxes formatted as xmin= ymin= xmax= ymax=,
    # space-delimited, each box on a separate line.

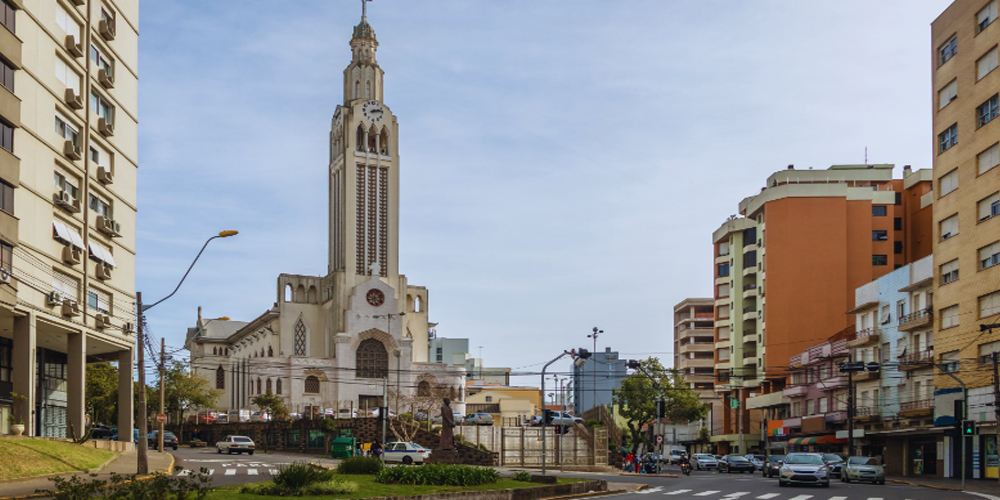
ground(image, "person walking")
xmin=625 ymin=452 xmax=634 ymax=472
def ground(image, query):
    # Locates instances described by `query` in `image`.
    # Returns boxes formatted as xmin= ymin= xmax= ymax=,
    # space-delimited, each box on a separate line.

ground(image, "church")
xmin=185 ymin=5 xmax=466 ymax=416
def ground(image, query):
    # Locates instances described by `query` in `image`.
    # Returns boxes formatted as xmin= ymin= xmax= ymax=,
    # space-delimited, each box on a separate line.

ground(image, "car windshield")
xmin=728 ymin=456 xmax=748 ymax=462
xmin=823 ymin=454 xmax=844 ymax=463
xmin=233 ymin=437 xmax=253 ymax=443
xmin=164 ymin=433 xmax=176 ymax=439
xmin=848 ymin=457 xmax=880 ymax=466
xmin=768 ymin=455 xmax=785 ymax=463
xmin=785 ymin=455 xmax=824 ymax=465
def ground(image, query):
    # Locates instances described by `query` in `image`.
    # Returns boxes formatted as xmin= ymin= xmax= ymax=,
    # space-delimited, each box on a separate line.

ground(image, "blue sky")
xmin=138 ymin=1 xmax=952 ymax=382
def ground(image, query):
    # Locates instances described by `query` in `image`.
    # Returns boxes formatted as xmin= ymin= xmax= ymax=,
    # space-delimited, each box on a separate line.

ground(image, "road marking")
xmin=756 ymin=494 xmax=779 ymax=499
xmin=248 ymin=469 xmax=258 ymax=476
xmin=787 ymin=496 xmax=813 ymax=500
xmin=225 ymin=469 xmax=236 ymax=476
xmin=721 ymin=494 xmax=749 ymax=499
xmin=177 ymin=470 xmax=191 ymax=477
xmin=208 ymin=469 xmax=215 ymax=476
xmin=693 ymin=491 xmax=720 ymax=497
xmin=866 ymin=498 xmax=883 ymax=500
xmin=636 ymin=487 xmax=663 ymax=495
xmin=662 ymin=490 xmax=691 ymax=495
xmin=827 ymin=496 xmax=846 ymax=500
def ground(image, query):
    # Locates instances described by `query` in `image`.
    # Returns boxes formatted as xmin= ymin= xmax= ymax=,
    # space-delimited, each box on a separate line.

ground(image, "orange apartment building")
xmin=710 ymin=164 xmax=933 ymax=454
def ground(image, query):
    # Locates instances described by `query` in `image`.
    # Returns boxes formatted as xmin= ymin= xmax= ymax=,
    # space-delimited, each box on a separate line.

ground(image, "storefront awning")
xmin=788 ymin=435 xmax=847 ymax=445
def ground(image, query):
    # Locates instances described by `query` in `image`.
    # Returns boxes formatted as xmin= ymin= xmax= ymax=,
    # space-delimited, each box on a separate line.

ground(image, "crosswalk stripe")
xmin=208 ymin=470 xmax=215 ymax=476
xmin=663 ymin=490 xmax=691 ymax=496
xmin=828 ymin=496 xmax=847 ymax=500
xmin=722 ymin=494 xmax=749 ymax=499
xmin=636 ymin=487 xmax=663 ymax=495
xmin=866 ymin=498 xmax=884 ymax=500
xmin=225 ymin=469 xmax=236 ymax=476
xmin=757 ymin=495 xmax=780 ymax=499
xmin=248 ymin=469 xmax=258 ymax=476
xmin=177 ymin=470 xmax=191 ymax=477
xmin=694 ymin=492 xmax=720 ymax=497
xmin=787 ymin=496 xmax=813 ymax=500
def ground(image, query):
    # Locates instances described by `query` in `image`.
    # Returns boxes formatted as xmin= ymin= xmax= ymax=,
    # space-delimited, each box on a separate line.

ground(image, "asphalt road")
xmin=171 ymin=446 xmax=315 ymax=487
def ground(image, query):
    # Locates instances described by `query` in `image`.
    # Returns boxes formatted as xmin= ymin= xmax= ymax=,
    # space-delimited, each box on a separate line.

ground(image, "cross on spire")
xmin=362 ymin=0 xmax=371 ymax=20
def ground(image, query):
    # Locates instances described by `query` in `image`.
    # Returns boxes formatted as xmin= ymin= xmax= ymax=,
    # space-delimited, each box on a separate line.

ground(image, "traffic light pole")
xmin=993 ymin=351 xmax=999 ymax=487
xmin=540 ymin=350 xmax=590 ymax=474
xmin=934 ymin=364 xmax=967 ymax=490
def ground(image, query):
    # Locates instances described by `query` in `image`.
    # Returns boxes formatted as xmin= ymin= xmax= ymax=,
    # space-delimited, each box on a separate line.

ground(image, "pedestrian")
xmin=626 ymin=452 xmax=634 ymax=472
xmin=372 ymin=440 xmax=383 ymax=459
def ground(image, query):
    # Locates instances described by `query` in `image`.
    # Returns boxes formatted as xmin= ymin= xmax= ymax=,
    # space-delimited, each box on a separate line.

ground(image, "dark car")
xmin=719 ymin=455 xmax=756 ymax=473
xmin=91 ymin=424 xmax=114 ymax=439
xmin=763 ymin=455 xmax=786 ymax=478
xmin=147 ymin=430 xmax=179 ymax=450
xmin=822 ymin=454 xmax=845 ymax=479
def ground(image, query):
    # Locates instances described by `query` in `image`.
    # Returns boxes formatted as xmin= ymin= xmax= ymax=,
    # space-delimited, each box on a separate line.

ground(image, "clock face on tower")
xmin=366 ymin=289 xmax=385 ymax=307
xmin=362 ymin=100 xmax=385 ymax=123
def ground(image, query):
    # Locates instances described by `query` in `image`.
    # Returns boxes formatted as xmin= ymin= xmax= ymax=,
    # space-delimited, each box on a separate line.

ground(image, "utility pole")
xmin=159 ymin=337 xmax=165 ymax=453
xmin=993 ymin=351 xmax=999 ymax=486
xmin=381 ymin=375 xmax=388 ymax=465
xmin=737 ymin=387 xmax=744 ymax=455
xmin=847 ymin=368 xmax=854 ymax=456
xmin=136 ymin=292 xmax=148 ymax=474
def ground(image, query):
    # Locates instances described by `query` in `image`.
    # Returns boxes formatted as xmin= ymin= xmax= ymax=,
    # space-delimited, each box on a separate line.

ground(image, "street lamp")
xmin=541 ymin=348 xmax=591 ymax=474
xmin=586 ymin=327 xmax=602 ymax=413
xmin=136 ymin=230 xmax=237 ymax=474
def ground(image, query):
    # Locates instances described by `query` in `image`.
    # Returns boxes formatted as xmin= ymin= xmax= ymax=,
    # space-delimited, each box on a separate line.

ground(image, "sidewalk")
xmin=0 ymin=450 xmax=174 ymax=500
xmin=886 ymin=475 xmax=1000 ymax=496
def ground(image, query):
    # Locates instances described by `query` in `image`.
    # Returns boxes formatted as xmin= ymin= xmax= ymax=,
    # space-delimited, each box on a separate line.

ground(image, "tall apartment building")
xmin=930 ymin=0 xmax=1000 ymax=480
xmin=710 ymin=164 xmax=933 ymax=454
xmin=673 ymin=298 xmax=722 ymax=452
xmin=0 ymin=0 xmax=137 ymax=438
xmin=571 ymin=347 xmax=628 ymax=414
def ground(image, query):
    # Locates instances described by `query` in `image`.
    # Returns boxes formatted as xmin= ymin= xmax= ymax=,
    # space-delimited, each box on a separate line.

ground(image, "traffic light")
xmin=865 ymin=362 xmax=880 ymax=372
xmin=839 ymin=361 xmax=865 ymax=373
xmin=577 ymin=348 xmax=592 ymax=360
xmin=656 ymin=400 xmax=665 ymax=418
xmin=962 ymin=420 xmax=976 ymax=436
xmin=543 ymin=409 xmax=554 ymax=426
xmin=627 ymin=359 xmax=641 ymax=370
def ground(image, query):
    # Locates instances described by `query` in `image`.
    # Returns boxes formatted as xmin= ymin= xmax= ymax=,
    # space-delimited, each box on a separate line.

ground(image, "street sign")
xmin=655 ymin=434 xmax=664 ymax=445
xmin=156 ymin=414 xmax=167 ymax=423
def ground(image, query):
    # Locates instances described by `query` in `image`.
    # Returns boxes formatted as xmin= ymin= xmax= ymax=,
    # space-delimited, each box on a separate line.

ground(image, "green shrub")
xmin=335 ymin=456 xmax=384 ymax=475
xmin=512 ymin=471 xmax=532 ymax=482
xmin=586 ymin=419 xmax=602 ymax=428
xmin=241 ymin=478 xmax=357 ymax=496
xmin=271 ymin=462 xmax=334 ymax=490
xmin=374 ymin=463 xmax=500 ymax=486
xmin=399 ymin=412 xmax=413 ymax=421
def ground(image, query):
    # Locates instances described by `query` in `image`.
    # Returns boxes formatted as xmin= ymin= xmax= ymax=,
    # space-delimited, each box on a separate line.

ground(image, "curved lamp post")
xmin=137 ymin=230 xmax=237 ymax=473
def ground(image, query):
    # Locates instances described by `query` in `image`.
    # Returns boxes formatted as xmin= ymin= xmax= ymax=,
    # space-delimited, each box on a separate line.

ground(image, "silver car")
xmin=693 ymin=454 xmax=719 ymax=470
xmin=842 ymin=456 xmax=885 ymax=484
xmin=778 ymin=453 xmax=830 ymax=487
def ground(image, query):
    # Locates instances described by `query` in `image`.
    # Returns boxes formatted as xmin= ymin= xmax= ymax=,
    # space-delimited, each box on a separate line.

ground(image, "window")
xmin=939 ymin=123 xmax=958 ymax=153
xmin=939 ymin=36 xmax=957 ymax=66
xmin=979 ymin=192 xmax=1000 ymax=221
xmin=872 ymin=255 xmax=887 ymax=266
xmin=981 ymin=241 xmax=1000 ymax=270
xmin=977 ymin=95 xmax=999 ymax=128
xmin=1 ymin=0 xmax=14 ymax=33
xmin=819 ymin=397 xmax=828 ymax=413
xmin=55 ymin=58 xmax=83 ymax=97
xmin=792 ymin=401 xmax=801 ymax=417
xmin=897 ymin=300 xmax=906 ymax=320
xmin=942 ymin=350 xmax=960 ymax=372
xmin=718 ymin=241 xmax=730 ymax=256
xmin=256 ymin=378 xmax=261 ymax=394
xmin=981 ymin=290 xmax=1000 ymax=318
xmin=52 ymin=269 xmax=78 ymax=301
xmin=805 ymin=399 xmax=813 ymax=415
xmin=980 ymin=341 xmax=1000 ymax=366
xmin=894 ymin=217 xmax=903 ymax=231
xmin=54 ymin=172 xmax=79 ymax=201
xmin=939 ymin=79 xmax=958 ymax=109
xmin=293 ymin=318 xmax=306 ymax=355
xmin=880 ymin=304 xmax=891 ymax=324
xmin=0 ymin=119 xmax=11 ymax=152
xmin=980 ymin=1 xmax=999 ymax=32
xmin=940 ymin=169 xmax=959 ymax=197
xmin=941 ymin=304 xmax=960 ymax=329
xmin=90 ymin=45 xmax=113 ymax=77
xmin=356 ymin=338 xmax=388 ymax=379
xmin=717 ymin=283 xmax=730 ymax=298
xmin=980 ymin=143 xmax=1000 ymax=175
xmin=978 ymin=46 xmax=999 ymax=80
xmin=872 ymin=230 xmax=888 ymax=241
xmin=304 ymin=375 xmax=320 ymax=393
xmin=90 ymin=91 xmax=114 ymax=124
xmin=940 ymin=213 xmax=958 ymax=240
xmin=55 ymin=114 xmax=79 ymax=147
xmin=0 ymin=241 xmax=10 ymax=273
xmin=0 ymin=179 xmax=11 ymax=214
xmin=266 ymin=378 xmax=272 ymax=393
xmin=485 ymin=395 xmax=493 ymax=403
xmin=872 ymin=206 xmax=887 ymax=217
xmin=0 ymin=58 xmax=12 ymax=93
xmin=894 ymin=241 xmax=903 ymax=254
xmin=417 ymin=380 xmax=430 ymax=397
xmin=717 ymin=263 xmax=729 ymax=277
xmin=0 ymin=337 xmax=11 ymax=383
xmin=216 ymin=366 xmax=225 ymax=389
xmin=86 ymin=287 xmax=110 ymax=314
xmin=276 ymin=378 xmax=282 ymax=394
xmin=941 ymin=259 xmax=959 ymax=284
xmin=88 ymin=193 xmax=112 ymax=219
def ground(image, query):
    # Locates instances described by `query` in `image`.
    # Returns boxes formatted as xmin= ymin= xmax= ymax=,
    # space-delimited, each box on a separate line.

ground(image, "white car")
xmin=216 ymin=435 xmax=256 ymax=455
xmin=693 ymin=454 xmax=719 ymax=470
xmin=384 ymin=441 xmax=432 ymax=465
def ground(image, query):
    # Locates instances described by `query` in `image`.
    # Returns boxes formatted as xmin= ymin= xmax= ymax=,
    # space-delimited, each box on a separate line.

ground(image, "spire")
xmin=353 ymin=0 xmax=376 ymax=41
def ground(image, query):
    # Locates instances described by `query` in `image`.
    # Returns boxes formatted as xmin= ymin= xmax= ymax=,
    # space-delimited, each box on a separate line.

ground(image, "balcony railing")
xmin=898 ymin=308 xmax=932 ymax=331
xmin=743 ymin=283 xmax=757 ymax=291
xmin=899 ymin=349 xmax=934 ymax=364
xmin=899 ymin=398 xmax=933 ymax=412
xmin=854 ymin=406 xmax=880 ymax=417
xmin=847 ymin=327 xmax=878 ymax=347
xmin=743 ymin=306 xmax=758 ymax=314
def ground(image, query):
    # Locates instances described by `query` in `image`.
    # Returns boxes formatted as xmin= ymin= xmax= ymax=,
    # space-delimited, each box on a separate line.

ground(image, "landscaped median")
xmin=0 ymin=438 xmax=117 ymax=481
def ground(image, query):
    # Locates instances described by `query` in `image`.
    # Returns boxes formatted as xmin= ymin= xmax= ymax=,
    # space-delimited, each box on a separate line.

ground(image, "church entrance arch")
xmin=356 ymin=338 xmax=388 ymax=379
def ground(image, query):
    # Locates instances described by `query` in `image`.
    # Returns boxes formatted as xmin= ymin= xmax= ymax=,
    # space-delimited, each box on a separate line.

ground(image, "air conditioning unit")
xmin=62 ymin=246 xmax=82 ymax=265
xmin=61 ymin=300 xmax=81 ymax=317
xmin=64 ymin=35 xmax=84 ymax=58
xmin=99 ymin=19 xmax=116 ymax=41
xmin=53 ymin=190 xmax=81 ymax=213
xmin=0 ymin=268 xmax=9 ymax=285
xmin=47 ymin=291 xmax=62 ymax=307
xmin=96 ymin=263 xmax=112 ymax=280
xmin=63 ymin=140 xmax=83 ymax=160
xmin=124 ymin=322 xmax=135 ymax=334
xmin=97 ymin=166 xmax=114 ymax=184
xmin=64 ymin=88 xmax=84 ymax=109
xmin=98 ymin=69 xmax=115 ymax=89
xmin=97 ymin=216 xmax=121 ymax=237
xmin=95 ymin=314 xmax=111 ymax=330
xmin=98 ymin=118 xmax=114 ymax=137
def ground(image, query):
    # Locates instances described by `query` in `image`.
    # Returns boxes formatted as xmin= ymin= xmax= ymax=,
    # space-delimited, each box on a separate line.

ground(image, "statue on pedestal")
xmin=439 ymin=397 xmax=455 ymax=451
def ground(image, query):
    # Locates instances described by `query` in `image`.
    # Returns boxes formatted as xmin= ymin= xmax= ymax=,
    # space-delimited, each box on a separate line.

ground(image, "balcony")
xmin=679 ymin=357 xmax=714 ymax=370
xmin=898 ymin=349 xmax=934 ymax=371
xmin=743 ymin=286 xmax=758 ymax=299
xmin=743 ymin=353 xmax=758 ymax=366
xmin=852 ymin=405 xmax=881 ymax=423
xmin=847 ymin=327 xmax=879 ymax=348
xmin=898 ymin=308 xmax=932 ymax=332
xmin=743 ymin=334 xmax=757 ymax=345
xmin=715 ymin=318 xmax=731 ymax=328
xmin=678 ymin=343 xmax=715 ymax=355
xmin=715 ymin=361 xmax=732 ymax=370
xmin=851 ymin=370 xmax=879 ymax=382
xmin=743 ymin=243 xmax=758 ymax=254
xmin=899 ymin=398 xmax=933 ymax=418
xmin=783 ymin=385 xmax=808 ymax=397
xmin=742 ymin=307 xmax=758 ymax=322
xmin=746 ymin=390 xmax=789 ymax=410
xmin=677 ymin=327 xmax=714 ymax=342
xmin=743 ymin=266 xmax=757 ymax=277
xmin=819 ymin=374 xmax=848 ymax=390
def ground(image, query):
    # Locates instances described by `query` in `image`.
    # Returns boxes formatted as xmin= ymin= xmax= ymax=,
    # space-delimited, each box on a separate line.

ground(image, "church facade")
xmin=185 ymin=7 xmax=465 ymax=415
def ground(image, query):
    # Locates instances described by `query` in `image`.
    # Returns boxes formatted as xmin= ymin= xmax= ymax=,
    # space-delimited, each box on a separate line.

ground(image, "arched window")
xmin=354 ymin=80 xmax=360 ymax=99
xmin=257 ymin=378 xmax=262 ymax=394
xmin=367 ymin=124 xmax=378 ymax=152
xmin=305 ymin=375 xmax=320 ymax=393
xmin=216 ymin=365 xmax=225 ymax=389
xmin=308 ymin=286 xmax=317 ymax=303
xmin=268 ymin=346 xmax=273 ymax=357
xmin=276 ymin=378 xmax=282 ymax=395
xmin=379 ymin=127 xmax=389 ymax=155
xmin=356 ymin=338 xmax=388 ymax=379
xmin=284 ymin=284 xmax=293 ymax=302
xmin=356 ymin=124 xmax=365 ymax=151
xmin=414 ymin=296 xmax=422 ymax=313
xmin=407 ymin=294 xmax=413 ymax=312
xmin=213 ymin=347 xmax=217 ymax=355
xmin=295 ymin=285 xmax=306 ymax=303
xmin=417 ymin=380 xmax=431 ymax=397
xmin=294 ymin=318 xmax=307 ymax=356
xmin=365 ymin=80 xmax=371 ymax=98
xmin=266 ymin=378 xmax=272 ymax=393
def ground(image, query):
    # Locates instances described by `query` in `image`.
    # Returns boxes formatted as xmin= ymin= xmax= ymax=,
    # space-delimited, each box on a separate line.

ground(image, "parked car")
xmin=250 ymin=412 xmax=270 ymax=422
xmin=719 ymin=455 xmax=755 ymax=473
xmin=822 ymin=454 xmax=845 ymax=479
xmin=147 ymin=430 xmax=179 ymax=450
xmin=842 ymin=456 xmax=885 ymax=484
xmin=216 ymin=414 xmax=229 ymax=424
xmin=215 ymin=435 xmax=255 ymax=455
xmin=762 ymin=455 xmax=785 ymax=478
xmin=109 ymin=428 xmax=139 ymax=443
xmin=744 ymin=454 xmax=765 ymax=471
xmin=431 ymin=411 xmax=464 ymax=425
xmin=572 ymin=416 xmax=584 ymax=425
xmin=384 ymin=441 xmax=432 ymax=465
xmin=91 ymin=424 xmax=114 ymax=439
xmin=692 ymin=454 xmax=719 ymax=470
xmin=464 ymin=412 xmax=494 ymax=426
xmin=778 ymin=453 xmax=830 ymax=487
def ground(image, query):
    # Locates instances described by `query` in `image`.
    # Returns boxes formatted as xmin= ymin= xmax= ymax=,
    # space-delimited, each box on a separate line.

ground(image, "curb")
xmin=634 ymin=484 xmax=650 ymax=491
xmin=618 ymin=472 xmax=678 ymax=478
xmin=539 ymin=489 xmax=626 ymax=500
xmin=885 ymin=478 xmax=962 ymax=492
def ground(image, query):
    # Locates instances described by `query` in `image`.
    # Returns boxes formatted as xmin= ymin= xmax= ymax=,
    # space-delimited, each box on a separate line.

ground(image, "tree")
xmin=386 ymin=383 xmax=453 ymax=444
xmin=161 ymin=361 xmax=221 ymax=424
xmin=86 ymin=363 xmax=119 ymax=425
xmin=251 ymin=389 xmax=289 ymax=453
xmin=612 ymin=357 xmax=708 ymax=453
